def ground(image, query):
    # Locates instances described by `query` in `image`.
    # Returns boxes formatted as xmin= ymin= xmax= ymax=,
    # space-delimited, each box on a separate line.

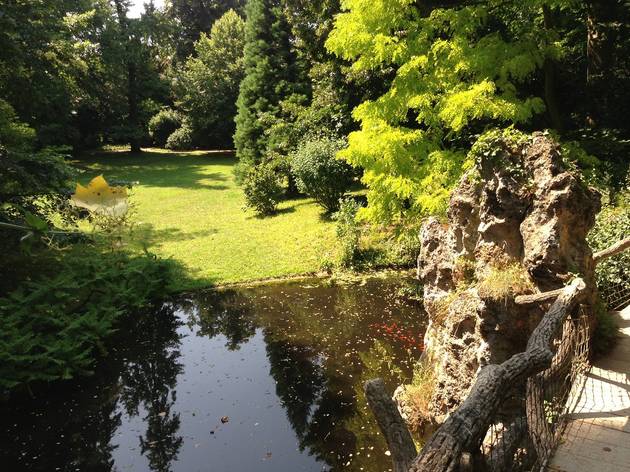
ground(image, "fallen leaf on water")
xmin=158 ymin=412 xmax=166 ymax=417
xmin=220 ymin=416 xmax=229 ymax=424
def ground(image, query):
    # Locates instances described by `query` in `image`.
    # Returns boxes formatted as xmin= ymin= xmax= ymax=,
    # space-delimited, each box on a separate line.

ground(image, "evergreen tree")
xmin=234 ymin=0 xmax=304 ymax=178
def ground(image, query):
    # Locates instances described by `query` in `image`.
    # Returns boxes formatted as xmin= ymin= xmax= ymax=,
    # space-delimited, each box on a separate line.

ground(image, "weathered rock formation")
xmin=416 ymin=132 xmax=600 ymax=420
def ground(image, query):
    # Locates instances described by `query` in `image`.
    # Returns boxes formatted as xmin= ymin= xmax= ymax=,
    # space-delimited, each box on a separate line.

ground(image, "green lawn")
xmin=77 ymin=148 xmax=336 ymax=290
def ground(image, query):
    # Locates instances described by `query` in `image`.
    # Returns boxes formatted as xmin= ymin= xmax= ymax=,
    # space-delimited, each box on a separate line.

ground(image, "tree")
xmin=585 ymin=0 xmax=630 ymax=128
xmin=175 ymin=9 xmax=246 ymax=148
xmin=110 ymin=1 xmax=171 ymax=152
xmin=325 ymin=1 xmax=568 ymax=223
xmin=0 ymin=0 xmax=115 ymax=147
xmin=233 ymin=0 xmax=305 ymax=179
xmin=167 ymin=0 xmax=246 ymax=60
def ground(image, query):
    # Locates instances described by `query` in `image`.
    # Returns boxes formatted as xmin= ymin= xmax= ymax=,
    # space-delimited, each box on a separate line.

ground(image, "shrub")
xmin=335 ymin=197 xmax=362 ymax=267
xmin=592 ymin=298 xmax=620 ymax=357
xmin=588 ymin=191 xmax=630 ymax=308
xmin=148 ymin=109 xmax=183 ymax=147
xmin=165 ymin=123 xmax=194 ymax=150
xmin=291 ymin=138 xmax=353 ymax=213
xmin=0 ymin=251 xmax=174 ymax=393
xmin=0 ymin=99 xmax=36 ymax=150
xmin=242 ymin=164 xmax=283 ymax=216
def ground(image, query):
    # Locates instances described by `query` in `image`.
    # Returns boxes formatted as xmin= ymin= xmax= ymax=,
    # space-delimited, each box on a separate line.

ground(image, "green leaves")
xmin=0 ymin=251 xmax=174 ymax=393
xmin=175 ymin=9 xmax=246 ymax=148
xmin=326 ymin=1 xmax=550 ymax=223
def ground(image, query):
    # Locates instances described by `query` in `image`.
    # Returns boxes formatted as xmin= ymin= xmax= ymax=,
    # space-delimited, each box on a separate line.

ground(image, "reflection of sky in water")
xmin=1 ymin=277 xmax=426 ymax=472
xmin=112 ymin=328 xmax=326 ymax=472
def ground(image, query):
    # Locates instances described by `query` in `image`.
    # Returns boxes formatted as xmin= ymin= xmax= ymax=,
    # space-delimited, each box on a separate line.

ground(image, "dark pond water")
xmin=1 ymin=276 xmax=427 ymax=472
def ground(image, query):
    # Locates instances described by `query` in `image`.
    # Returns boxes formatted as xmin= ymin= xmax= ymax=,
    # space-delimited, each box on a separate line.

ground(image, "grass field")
xmin=76 ymin=148 xmax=337 ymax=290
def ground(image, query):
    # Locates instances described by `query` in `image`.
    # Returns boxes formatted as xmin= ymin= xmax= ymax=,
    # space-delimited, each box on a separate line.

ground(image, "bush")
xmin=148 ymin=109 xmax=183 ymax=147
xmin=291 ymin=138 xmax=353 ymax=213
xmin=588 ymin=191 xmax=630 ymax=308
xmin=0 ymin=99 xmax=36 ymax=150
xmin=0 ymin=251 xmax=174 ymax=393
xmin=592 ymin=298 xmax=620 ymax=357
xmin=335 ymin=198 xmax=362 ymax=267
xmin=165 ymin=123 xmax=194 ymax=150
xmin=242 ymin=164 xmax=283 ymax=216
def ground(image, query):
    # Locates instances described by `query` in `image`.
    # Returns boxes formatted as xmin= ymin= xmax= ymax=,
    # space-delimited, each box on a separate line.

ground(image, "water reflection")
xmin=0 ymin=276 xmax=426 ymax=472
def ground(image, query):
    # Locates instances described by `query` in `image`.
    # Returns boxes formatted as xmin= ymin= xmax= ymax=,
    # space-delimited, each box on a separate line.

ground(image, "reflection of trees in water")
xmin=179 ymin=290 xmax=257 ymax=350
xmin=264 ymin=333 xmax=326 ymax=440
xmin=0 ymin=304 xmax=184 ymax=472
xmin=259 ymin=280 xmax=419 ymax=471
xmin=117 ymin=304 xmax=184 ymax=472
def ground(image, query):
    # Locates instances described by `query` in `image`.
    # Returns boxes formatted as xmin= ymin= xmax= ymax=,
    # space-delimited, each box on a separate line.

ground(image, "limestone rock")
xmin=417 ymin=132 xmax=600 ymax=419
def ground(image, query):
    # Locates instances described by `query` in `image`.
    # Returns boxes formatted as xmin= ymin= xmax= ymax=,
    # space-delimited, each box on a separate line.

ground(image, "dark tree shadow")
xmin=73 ymin=151 xmax=237 ymax=191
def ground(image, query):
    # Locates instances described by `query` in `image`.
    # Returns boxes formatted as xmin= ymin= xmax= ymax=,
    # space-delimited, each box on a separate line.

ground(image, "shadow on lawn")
xmin=133 ymin=223 xmax=218 ymax=249
xmin=75 ymin=150 xmax=236 ymax=191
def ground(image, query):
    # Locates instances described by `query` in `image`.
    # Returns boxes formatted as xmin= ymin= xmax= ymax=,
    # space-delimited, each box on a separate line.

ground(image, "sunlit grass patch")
xmin=75 ymin=148 xmax=336 ymax=290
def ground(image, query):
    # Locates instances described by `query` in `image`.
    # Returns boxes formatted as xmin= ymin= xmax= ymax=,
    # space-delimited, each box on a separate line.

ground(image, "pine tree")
xmin=234 ymin=0 xmax=303 ymax=179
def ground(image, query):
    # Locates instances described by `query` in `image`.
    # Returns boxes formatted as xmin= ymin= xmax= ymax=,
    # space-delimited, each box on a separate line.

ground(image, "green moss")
xmin=476 ymin=262 xmax=535 ymax=302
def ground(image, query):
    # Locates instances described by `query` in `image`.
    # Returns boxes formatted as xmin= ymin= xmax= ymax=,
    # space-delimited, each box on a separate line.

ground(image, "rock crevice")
xmin=416 ymin=132 xmax=600 ymax=419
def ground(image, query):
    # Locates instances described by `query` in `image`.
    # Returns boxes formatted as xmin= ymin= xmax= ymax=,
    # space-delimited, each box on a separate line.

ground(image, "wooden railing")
xmin=366 ymin=236 xmax=630 ymax=472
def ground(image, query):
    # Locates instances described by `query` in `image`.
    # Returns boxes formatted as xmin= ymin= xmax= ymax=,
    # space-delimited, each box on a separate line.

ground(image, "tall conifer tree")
xmin=234 ymin=0 xmax=302 ymax=178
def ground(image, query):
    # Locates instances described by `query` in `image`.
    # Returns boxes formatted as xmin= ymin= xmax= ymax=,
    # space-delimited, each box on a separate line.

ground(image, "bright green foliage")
xmin=291 ymin=138 xmax=353 ymax=213
xmin=326 ymin=1 xmax=552 ymax=222
xmin=176 ymin=10 xmax=246 ymax=148
xmin=242 ymin=163 xmax=284 ymax=216
xmin=234 ymin=0 xmax=304 ymax=177
xmin=335 ymin=198 xmax=362 ymax=267
xmin=588 ymin=191 xmax=630 ymax=306
xmin=165 ymin=122 xmax=195 ymax=150
xmin=148 ymin=109 xmax=183 ymax=147
xmin=0 ymin=251 xmax=174 ymax=392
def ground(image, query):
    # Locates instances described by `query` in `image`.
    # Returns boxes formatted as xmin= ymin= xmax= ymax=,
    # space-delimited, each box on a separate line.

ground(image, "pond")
xmin=0 ymin=276 xmax=427 ymax=472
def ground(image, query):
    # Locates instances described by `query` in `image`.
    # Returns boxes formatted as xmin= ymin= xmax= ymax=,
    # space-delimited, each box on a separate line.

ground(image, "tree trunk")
xmin=542 ymin=5 xmax=564 ymax=132
xmin=128 ymin=60 xmax=141 ymax=153
xmin=114 ymin=0 xmax=141 ymax=153
xmin=585 ymin=0 xmax=619 ymax=127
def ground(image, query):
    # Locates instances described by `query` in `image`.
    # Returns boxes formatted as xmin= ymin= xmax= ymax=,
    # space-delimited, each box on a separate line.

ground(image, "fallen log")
xmin=364 ymin=379 xmax=417 ymax=472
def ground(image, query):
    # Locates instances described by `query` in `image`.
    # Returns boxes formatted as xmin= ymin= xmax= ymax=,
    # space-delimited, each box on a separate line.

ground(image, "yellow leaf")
xmin=70 ymin=175 xmax=129 ymax=217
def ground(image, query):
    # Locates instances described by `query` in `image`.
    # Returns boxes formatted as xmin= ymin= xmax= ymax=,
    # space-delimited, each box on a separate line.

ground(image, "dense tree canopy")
xmin=0 ymin=0 xmax=626 ymax=212
xmin=166 ymin=0 xmax=245 ymax=60
xmin=175 ymin=9 xmax=246 ymax=148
